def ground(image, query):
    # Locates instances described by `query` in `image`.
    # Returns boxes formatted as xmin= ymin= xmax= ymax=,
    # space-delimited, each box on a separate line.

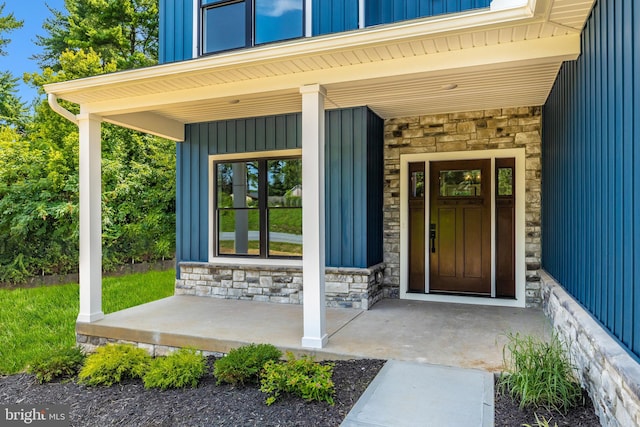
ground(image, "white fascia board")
xmin=80 ymin=33 xmax=580 ymax=116
xmin=104 ymin=112 xmax=185 ymax=141
xmin=491 ymin=0 xmax=535 ymax=13
xmin=44 ymin=1 xmax=536 ymax=98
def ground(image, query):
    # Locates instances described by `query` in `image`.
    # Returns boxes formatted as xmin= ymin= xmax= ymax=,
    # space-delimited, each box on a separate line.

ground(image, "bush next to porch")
xmin=260 ymin=352 xmax=335 ymax=406
xmin=78 ymin=344 xmax=151 ymax=386
xmin=213 ymin=343 xmax=282 ymax=385
xmin=143 ymin=348 xmax=207 ymax=390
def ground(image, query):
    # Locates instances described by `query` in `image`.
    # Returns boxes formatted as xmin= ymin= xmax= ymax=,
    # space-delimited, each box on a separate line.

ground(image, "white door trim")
xmin=399 ymin=148 xmax=526 ymax=308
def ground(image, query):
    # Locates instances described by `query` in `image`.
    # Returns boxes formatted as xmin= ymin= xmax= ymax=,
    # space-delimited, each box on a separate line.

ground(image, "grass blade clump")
xmin=498 ymin=332 xmax=582 ymax=413
xmin=78 ymin=343 xmax=151 ymax=386
xmin=27 ymin=346 xmax=85 ymax=383
xmin=523 ymin=413 xmax=559 ymax=427
xmin=260 ymin=352 xmax=335 ymax=406
xmin=213 ymin=343 xmax=282 ymax=385
xmin=143 ymin=348 xmax=207 ymax=390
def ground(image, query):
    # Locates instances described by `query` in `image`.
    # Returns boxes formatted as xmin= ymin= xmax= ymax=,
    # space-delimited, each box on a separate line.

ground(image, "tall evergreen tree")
xmin=0 ymin=2 xmax=22 ymax=56
xmin=35 ymin=0 xmax=158 ymax=70
xmin=0 ymin=3 xmax=25 ymax=128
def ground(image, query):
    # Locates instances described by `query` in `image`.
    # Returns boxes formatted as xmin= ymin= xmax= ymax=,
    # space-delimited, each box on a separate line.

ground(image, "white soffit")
xmin=44 ymin=0 xmax=595 ymax=138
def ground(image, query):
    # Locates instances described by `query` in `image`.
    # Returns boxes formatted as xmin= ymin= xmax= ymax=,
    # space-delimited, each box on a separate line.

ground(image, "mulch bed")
xmin=1 ymin=357 xmax=602 ymax=426
xmin=0 ymin=357 xmax=385 ymax=426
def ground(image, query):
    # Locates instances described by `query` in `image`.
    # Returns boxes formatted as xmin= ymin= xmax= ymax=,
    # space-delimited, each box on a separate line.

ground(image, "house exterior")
xmin=44 ymin=0 xmax=639 ymax=424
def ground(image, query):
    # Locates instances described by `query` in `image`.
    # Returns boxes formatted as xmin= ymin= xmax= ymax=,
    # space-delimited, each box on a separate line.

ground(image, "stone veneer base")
xmin=542 ymin=271 xmax=640 ymax=427
xmin=176 ymin=262 xmax=385 ymax=310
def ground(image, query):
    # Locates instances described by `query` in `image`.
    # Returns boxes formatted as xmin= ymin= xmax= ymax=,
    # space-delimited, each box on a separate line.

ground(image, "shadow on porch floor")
xmin=77 ymin=296 xmax=550 ymax=372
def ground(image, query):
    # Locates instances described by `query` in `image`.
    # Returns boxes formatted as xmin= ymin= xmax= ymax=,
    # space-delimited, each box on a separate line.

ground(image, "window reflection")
xmin=215 ymin=158 xmax=302 ymax=258
xmin=498 ymin=167 xmax=513 ymax=196
xmin=410 ymin=171 xmax=425 ymax=198
xmin=439 ymin=169 xmax=482 ymax=197
xmin=203 ymin=1 xmax=246 ymax=54
xmin=255 ymin=0 xmax=303 ymax=45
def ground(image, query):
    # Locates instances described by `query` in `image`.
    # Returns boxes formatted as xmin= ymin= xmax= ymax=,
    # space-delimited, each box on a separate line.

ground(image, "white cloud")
xmin=257 ymin=0 xmax=303 ymax=17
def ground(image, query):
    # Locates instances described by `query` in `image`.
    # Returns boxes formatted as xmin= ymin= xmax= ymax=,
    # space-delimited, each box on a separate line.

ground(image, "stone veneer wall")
xmin=176 ymin=262 xmax=385 ymax=310
xmin=542 ymin=272 xmax=640 ymax=427
xmin=382 ymin=107 xmax=543 ymax=307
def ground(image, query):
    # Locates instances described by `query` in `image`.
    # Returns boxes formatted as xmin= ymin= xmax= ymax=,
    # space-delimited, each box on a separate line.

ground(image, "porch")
xmin=76 ymin=297 xmax=549 ymax=372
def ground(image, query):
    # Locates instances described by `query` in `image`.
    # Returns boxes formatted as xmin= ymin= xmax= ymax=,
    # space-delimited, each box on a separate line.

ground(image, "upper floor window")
xmin=201 ymin=0 xmax=304 ymax=55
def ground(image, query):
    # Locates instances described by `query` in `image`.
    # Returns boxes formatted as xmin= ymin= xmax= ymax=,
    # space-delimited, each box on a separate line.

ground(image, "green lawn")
xmin=0 ymin=269 xmax=175 ymax=375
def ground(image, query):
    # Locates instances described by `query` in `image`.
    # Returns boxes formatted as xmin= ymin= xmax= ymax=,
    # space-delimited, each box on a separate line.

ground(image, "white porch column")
xmin=300 ymin=84 xmax=328 ymax=348
xmin=77 ymin=113 xmax=104 ymax=323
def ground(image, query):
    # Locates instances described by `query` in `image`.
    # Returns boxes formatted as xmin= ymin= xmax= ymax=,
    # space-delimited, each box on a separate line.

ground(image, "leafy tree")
xmin=0 ymin=2 xmax=175 ymax=282
xmin=35 ymin=0 xmax=158 ymax=70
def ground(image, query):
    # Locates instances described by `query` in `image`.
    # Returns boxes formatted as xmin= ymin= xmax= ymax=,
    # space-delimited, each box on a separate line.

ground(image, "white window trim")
xmin=399 ymin=148 xmax=526 ymax=308
xmin=193 ymin=0 xmax=199 ymax=58
xmin=305 ymin=0 xmax=312 ymax=37
xmin=208 ymin=149 xmax=303 ymax=264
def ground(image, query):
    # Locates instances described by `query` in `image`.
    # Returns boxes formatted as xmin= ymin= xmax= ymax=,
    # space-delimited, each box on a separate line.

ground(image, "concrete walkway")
xmin=341 ymin=361 xmax=494 ymax=427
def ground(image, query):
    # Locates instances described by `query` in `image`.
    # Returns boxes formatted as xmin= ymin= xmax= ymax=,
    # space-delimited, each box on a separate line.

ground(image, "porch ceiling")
xmin=44 ymin=0 xmax=594 ymax=140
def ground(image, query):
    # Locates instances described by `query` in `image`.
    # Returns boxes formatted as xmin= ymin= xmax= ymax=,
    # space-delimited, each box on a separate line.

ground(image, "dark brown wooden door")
xmin=429 ymin=159 xmax=491 ymax=295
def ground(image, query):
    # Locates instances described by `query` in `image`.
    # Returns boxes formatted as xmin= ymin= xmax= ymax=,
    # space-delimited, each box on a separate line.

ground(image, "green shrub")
xmin=213 ymin=343 xmax=282 ymax=385
xmin=260 ymin=352 xmax=335 ymax=406
xmin=498 ymin=333 xmax=582 ymax=412
xmin=143 ymin=348 xmax=207 ymax=390
xmin=78 ymin=344 xmax=151 ymax=386
xmin=28 ymin=346 xmax=85 ymax=383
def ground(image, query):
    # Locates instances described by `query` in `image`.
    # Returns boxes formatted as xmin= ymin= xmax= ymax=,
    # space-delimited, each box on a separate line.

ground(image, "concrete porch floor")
xmin=77 ymin=296 xmax=550 ymax=372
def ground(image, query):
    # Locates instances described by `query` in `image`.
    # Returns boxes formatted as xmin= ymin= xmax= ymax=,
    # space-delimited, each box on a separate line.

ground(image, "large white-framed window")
xmin=200 ymin=0 xmax=305 ymax=55
xmin=209 ymin=150 xmax=303 ymax=262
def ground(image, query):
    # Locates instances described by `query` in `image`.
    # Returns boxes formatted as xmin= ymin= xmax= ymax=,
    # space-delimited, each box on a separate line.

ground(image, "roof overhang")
xmin=44 ymin=0 xmax=593 ymax=141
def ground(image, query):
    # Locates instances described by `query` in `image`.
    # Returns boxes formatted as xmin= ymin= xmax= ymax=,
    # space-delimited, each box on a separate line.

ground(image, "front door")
xmin=429 ymin=159 xmax=491 ymax=295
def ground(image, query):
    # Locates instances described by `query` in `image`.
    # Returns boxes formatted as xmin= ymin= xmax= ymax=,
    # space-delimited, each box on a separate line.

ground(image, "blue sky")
xmin=1 ymin=0 xmax=65 ymax=103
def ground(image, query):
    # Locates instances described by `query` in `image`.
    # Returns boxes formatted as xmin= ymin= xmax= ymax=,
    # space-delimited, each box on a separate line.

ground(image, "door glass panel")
xmin=439 ymin=169 xmax=482 ymax=197
xmin=255 ymin=0 xmax=303 ymax=45
xmin=203 ymin=2 xmax=246 ymax=54
xmin=497 ymin=167 xmax=513 ymax=196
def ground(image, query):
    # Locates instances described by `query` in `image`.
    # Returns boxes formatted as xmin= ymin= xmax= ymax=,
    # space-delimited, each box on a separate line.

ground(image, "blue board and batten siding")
xmin=542 ymin=0 xmax=640 ymax=360
xmin=365 ymin=0 xmax=490 ymax=26
xmin=312 ymin=0 xmax=359 ymax=35
xmin=159 ymin=0 xmax=491 ymax=62
xmin=176 ymin=108 xmax=384 ymax=271
xmin=159 ymin=0 xmax=193 ymax=63
xmin=325 ymin=108 xmax=384 ymax=267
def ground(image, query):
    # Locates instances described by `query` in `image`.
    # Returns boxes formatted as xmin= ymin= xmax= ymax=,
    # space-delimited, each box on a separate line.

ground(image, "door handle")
xmin=430 ymin=224 xmax=436 ymax=253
